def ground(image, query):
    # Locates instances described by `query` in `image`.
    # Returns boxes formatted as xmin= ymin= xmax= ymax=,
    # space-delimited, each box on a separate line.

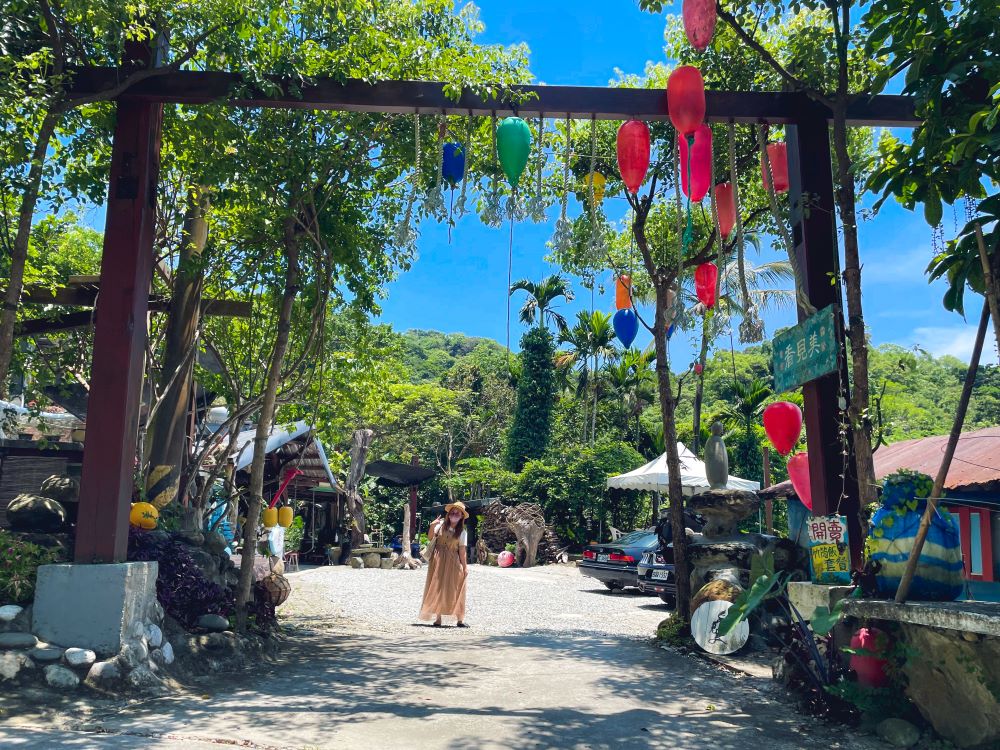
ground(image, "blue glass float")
xmin=442 ymin=142 xmax=466 ymax=187
xmin=613 ymin=308 xmax=639 ymax=348
xmin=868 ymin=469 xmax=964 ymax=601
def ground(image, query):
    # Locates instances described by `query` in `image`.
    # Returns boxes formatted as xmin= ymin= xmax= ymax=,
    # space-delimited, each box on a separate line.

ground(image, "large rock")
xmin=118 ymin=640 xmax=149 ymax=670
xmin=876 ymin=718 xmax=921 ymax=748
xmin=0 ymin=605 xmax=23 ymax=623
xmin=0 ymin=632 xmax=38 ymax=649
xmin=350 ymin=556 xmax=364 ymax=569
xmin=38 ymin=475 xmax=79 ymax=504
xmin=44 ymin=664 xmax=80 ymax=689
xmin=65 ymin=647 xmax=96 ymax=667
xmin=86 ymin=659 xmax=121 ymax=683
xmin=196 ymin=614 xmax=230 ymax=632
xmin=29 ymin=646 xmax=63 ymax=662
xmin=6 ymin=494 xmax=66 ymax=532
xmin=901 ymin=623 xmax=1000 ymax=747
xmin=204 ymin=532 xmax=229 ymax=556
xmin=0 ymin=651 xmax=32 ymax=680
xmin=687 ymin=489 xmax=760 ymax=538
xmin=363 ymin=552 xmax=382 ymax=569
xmin=146 ymin=624 xmax=163 ymax=648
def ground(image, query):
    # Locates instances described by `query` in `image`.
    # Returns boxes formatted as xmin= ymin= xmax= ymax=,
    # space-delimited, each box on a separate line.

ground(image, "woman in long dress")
xmin=419 ymin=501 xmax=469 ymax=627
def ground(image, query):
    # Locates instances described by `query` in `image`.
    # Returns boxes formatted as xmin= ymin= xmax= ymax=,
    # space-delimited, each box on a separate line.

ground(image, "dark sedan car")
xmin=578 ymin=529 xmax=659 ymax=591
xmin=637 ymin=546 xmax=676 ymax=604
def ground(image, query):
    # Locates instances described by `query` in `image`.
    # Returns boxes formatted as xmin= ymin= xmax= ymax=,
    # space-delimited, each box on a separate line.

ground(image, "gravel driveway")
xmin=281 ymin=562 xmax=669 ymax=637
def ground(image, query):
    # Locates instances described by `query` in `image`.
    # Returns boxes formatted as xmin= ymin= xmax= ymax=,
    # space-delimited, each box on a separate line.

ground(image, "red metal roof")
xmin=759 ymin=427 xmax=1000 ymax=497
xmin=872 ymin=427 xmax=1000 ymax=492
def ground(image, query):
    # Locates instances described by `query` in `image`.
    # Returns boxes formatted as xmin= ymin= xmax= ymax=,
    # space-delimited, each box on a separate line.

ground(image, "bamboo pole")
xmin=895 ymin=301 xmax=990 ymax=603
xmin=974 ymin=224 xmax=1000 ymax=358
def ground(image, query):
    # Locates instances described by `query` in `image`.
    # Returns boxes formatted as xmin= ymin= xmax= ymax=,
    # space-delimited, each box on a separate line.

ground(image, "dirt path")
xmin=0 ymin=566 xmax=881 ymax=749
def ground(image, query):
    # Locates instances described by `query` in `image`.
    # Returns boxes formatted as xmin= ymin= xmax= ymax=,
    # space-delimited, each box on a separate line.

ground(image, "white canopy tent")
xmin=606 ymin=443 xmax=760 ymax=496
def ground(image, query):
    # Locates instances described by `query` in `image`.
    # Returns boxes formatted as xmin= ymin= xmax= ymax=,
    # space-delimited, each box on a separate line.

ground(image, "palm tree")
xmin=559 ymin=310 xmax=617 ymax=443
xmin=509 ymin=274 xmax=574 ymax=333
xmin=606 ymin=348 xmax=656 ymax=446
xmin=715 ymin=377 xmax=773 ymax=484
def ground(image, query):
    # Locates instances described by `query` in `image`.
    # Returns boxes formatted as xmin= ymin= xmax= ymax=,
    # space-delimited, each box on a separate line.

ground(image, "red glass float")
xmin=762 ymin=401 xmax=802 ymax=455
xmin=786 ymin=452 xmax=812 ymax=511
xmin=667 ymin=66 xmax=706 ymax=137
xmin=716 ymin=182 xmax=736 ymax=238
xmin=694 ymin=262 xmax=718 ymax=308
xmin=683 ymin=0 xmax=717 ymax=51
xmin=694 ymin=362 xmax=704 ymax=375
xmin=617 ymin=120 xmax=651 ymax=194
xmin=849 ymin=628 xmax=890 ymax=688
xmin=615 ymin=275 xmax=632 ymax=310
xmin=761 ymin=141 xmax=789 ymax=194
xmin=679 ymin=124 xmax=712 ymax=202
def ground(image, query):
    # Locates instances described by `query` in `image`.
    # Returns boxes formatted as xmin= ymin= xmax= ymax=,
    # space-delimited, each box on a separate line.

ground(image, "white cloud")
xmin=910 ymin=322 xmax=999 ymax=365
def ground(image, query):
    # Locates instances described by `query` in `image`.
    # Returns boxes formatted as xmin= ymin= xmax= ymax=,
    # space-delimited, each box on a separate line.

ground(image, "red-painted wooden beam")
xmin=66 ymin=68 xmax=920 ymax=127
xmin=74 ymin=45 xmax=164 ymax=563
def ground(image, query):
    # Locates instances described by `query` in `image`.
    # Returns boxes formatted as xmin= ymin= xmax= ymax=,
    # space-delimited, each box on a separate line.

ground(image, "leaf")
xmin=717 ymin=571 xmax=786 ymax=638
xmin=924 ymin=188 xmax=943 ymax=227
xmin=810 ymin=597 xmax=847 ymax=636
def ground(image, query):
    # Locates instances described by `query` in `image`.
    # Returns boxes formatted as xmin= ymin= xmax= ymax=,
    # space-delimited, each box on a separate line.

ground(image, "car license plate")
xmin=597 ymin=553 xmax=609 ymax=562
xmin=651 ymin=569 xmax=671 ymax=581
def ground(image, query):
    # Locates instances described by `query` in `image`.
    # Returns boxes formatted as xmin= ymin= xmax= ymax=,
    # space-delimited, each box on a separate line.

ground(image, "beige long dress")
xmin=418 ymin=525 xmax=467 ymax=623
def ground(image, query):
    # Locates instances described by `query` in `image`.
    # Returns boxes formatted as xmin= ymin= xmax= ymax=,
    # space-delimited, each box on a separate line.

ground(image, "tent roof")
xmin=210 ymin=421 xmax=338 ymax=490
xmin=606 ymin=444 xmax=760 ymax=495
xmin=365 ymin=460 xmax=436 ymax=487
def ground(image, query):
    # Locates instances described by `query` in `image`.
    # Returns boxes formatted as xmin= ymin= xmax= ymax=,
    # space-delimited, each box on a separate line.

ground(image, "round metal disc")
xmin=691 ymin=599 xmax=749 ymax=655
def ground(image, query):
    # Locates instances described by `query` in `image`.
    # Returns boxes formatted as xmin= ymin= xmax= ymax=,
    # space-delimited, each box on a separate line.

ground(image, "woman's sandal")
xmin=433 ymin=621 xmax=442 ymax=627
xmin=456 ymin=622 xmax=469 ymax=628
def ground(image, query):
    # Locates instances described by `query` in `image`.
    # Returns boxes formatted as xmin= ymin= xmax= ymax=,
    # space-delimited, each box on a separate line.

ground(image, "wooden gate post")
xmin=786 ymin=105 xmax=864 ymax=569
xmin=75 ymin=39 xmax=164 ymax=563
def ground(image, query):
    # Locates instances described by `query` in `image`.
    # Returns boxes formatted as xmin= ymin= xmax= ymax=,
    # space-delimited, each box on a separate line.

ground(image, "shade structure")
xmin=606 ymin=444 xmax=760 ymax=496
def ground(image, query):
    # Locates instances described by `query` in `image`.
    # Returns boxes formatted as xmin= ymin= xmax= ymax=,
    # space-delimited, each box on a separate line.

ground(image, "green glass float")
xmin=496 ymin=116 xmax=532 ymax=189
xmin=868 ymin=469 xmax=964 ymax=601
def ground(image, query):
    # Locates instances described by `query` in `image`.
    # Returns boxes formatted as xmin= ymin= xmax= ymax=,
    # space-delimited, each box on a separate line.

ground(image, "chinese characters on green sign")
xmin=772 ymin=305 xmax=839 ymax=393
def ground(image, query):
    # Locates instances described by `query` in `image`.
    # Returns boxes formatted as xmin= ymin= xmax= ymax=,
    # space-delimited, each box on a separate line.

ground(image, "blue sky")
xmin=375 ymin=0 xmax=997 ymax=366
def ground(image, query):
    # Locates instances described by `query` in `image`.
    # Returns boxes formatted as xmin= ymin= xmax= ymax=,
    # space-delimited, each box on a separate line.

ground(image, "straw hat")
xmin=444 ymin=501 xmax=469 ymax=519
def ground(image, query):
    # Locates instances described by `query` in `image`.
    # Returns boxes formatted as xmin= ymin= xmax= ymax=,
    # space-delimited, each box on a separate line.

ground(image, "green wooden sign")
xmin=772 ymin=305 xmax=839 ymax=393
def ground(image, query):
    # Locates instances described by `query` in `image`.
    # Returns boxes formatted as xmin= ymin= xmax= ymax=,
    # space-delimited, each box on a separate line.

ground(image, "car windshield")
xmin=616 ymin=530 xmax=655 ymax=546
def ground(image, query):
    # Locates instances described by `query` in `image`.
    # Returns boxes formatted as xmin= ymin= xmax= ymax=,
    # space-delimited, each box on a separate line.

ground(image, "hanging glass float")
xmin=762 ymin=401 xmax=802 ymax=455
xmin=442 ymin=142 xmax=465 ymax=187
xmin=615 ymin=275 xmax=632 ymax=310
xmin=679 ymin=124 xmax=712 ymax=202
xmin=682 ymin=0 xmax=717 ymax=51
xmin=613 ymin=308 xmax=639 ymax=348
xmin=716 ymin=182 xmax=736 ymax=238
xmin=761 ymin=141 xmax=789 ymax=193
xmin=617 ymin=120 xmax=651 ymax=194
xmin=667 ymin=65 xmax=706 ymax=137
xmin=496 ymin=116 xmax=532 ymax=189
xmin=786 ymin=452 xmax=812 ymax=511
xmin=694 ymin=262 xmax=718 ymax=307
xmin=277 ymin=506 xmax=294 ymax=528
xmin=694 ymin=362 xmax=704 ymax=375
xmin=585 ymin=172 xmax=606 ymax=204
xmin=262 ymin=507 xmax=278 ymax=529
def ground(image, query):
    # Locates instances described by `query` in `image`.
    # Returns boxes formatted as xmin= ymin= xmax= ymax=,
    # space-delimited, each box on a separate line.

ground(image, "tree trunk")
xmin=974 ymin=224 xmax=1000 ymax=358
xmin=145 ymin=187 xmax=210 ymax=511
xmin=0 ymin=110 xmax=60 ymax=398
xmin=653 ymin=283 xmax=691 ymax=622
xmin=344 ymin=428 xmax=373 ymax=552
xmin=235 ymin=215 xmax=300 ymax=632
xmin=394 ymin=503 xmax=421 ymax=569
xmin=831 ymin=109 xmax=878 ymax=510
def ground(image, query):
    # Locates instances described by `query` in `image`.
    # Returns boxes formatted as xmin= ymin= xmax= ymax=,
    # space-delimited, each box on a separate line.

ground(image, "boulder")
xmin=691 ymin=579 xmax=743 ymax=614
xmin=38 ymin=475 xmax=79 ymax=504
xmin=196 ymin=614 xmax=230 ymax=632
xmin=363 ymin=552 xmax=382 ymax=569
xmin=118 ymin=640 xmax=149 ymax=670
xmin=204 ymin=531 xmax=229 ymax=556
xmin=0 ymin=605 xmax=23 ymax=623
xmin=0 ymin=632 xmax=38 ymax=650
xmin=86 ymin=659 xmax=121 ymax=683
xmin=901 ymin=623 xmax=1000 ymax=748
xmin=687 ymin=489 xmax=760 ymax=538
xmin=126 ymin=665 xmax=163 ymax=690
xmin=44 ymin=664 xmax=80 ymax=689
xmin=146 ymin=624 xmax=163 ymax=649
xmin=350 ymin=556 xmax=364 ymax=569
xmin=0 ymin=651 xmax=32 ymax=681
xmin=6 ymin=494 xmax=66 ymax=533
xmin=28 ymin=646 xmax=63 ymax=662
xmin=876 ymin=718 xmax=921 ymax=748
xmin=64 ymin=647 xmax=96 ymax=667
xmin=380 ymin=558 xmax=394 ymax=570
xmin=149 ymin=641 xmax=175 ymax=666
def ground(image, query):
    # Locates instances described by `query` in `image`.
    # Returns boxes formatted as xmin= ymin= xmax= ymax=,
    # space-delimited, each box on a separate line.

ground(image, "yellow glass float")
xmin=129 ymin=502 xmax=159 ymax=530
xmin=262 ymin=507 xmax=278 ymax=528
xmin=277 ymin=506 xmax=293 ymax=528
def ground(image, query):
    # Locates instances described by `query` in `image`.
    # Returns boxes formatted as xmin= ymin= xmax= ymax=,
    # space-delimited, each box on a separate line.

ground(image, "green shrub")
xmin=504 ymin=327 xmax=556 ymax=471
xmin=0 ymin=529 xmax=64 ymax=604
xmin=285 ymin=516 xmax=305 ymax=553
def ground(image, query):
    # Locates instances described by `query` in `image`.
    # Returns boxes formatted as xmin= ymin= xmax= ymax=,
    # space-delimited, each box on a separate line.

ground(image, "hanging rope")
xmin=671 ymin=125 xmax=684 ymax=328
xmin=393 ymin=112 xmax=420 ymax=252
xmin=757 ymin=123 xmax=815 ymax=315
xmin=587 ymin=115 xmax=604 ymax=263
xmin=483 ymin=112 xmax=503 ymax=228
xmin=728 ymin=122 xmax=762 ymax=343
xmin=454 ymin=111 xmax=472 ymax=219
xmin=424 ymin=114 xmax=446 ymax=220
xmin=528 ymin=115 xmax=547 ymax=222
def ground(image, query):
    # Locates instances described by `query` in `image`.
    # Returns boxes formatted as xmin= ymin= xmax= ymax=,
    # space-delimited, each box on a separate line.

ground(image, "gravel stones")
xmin=64 ymin=647 xmax=96 ymax=667
xmin=44 ymin=664 xmax=79 ymax=689
xmin=0 ymin=632 xmax=38 ymax=649
xmin=0 ymin=605 xmax=23 ymax=623
xmin=196 ymin=614 xmax=230 ymax=632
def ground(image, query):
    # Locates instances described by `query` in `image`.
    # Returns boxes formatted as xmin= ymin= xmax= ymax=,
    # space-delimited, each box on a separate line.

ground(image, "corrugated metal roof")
xmin=759 ymin=427 xmax=1000 ymax=498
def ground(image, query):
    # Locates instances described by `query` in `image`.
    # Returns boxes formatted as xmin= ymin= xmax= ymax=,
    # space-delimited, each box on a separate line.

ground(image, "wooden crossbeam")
xmin=20 ymin=284 xmax=251 ymax=318
xmin=67 ymin=68 xmax=920 ymax=127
